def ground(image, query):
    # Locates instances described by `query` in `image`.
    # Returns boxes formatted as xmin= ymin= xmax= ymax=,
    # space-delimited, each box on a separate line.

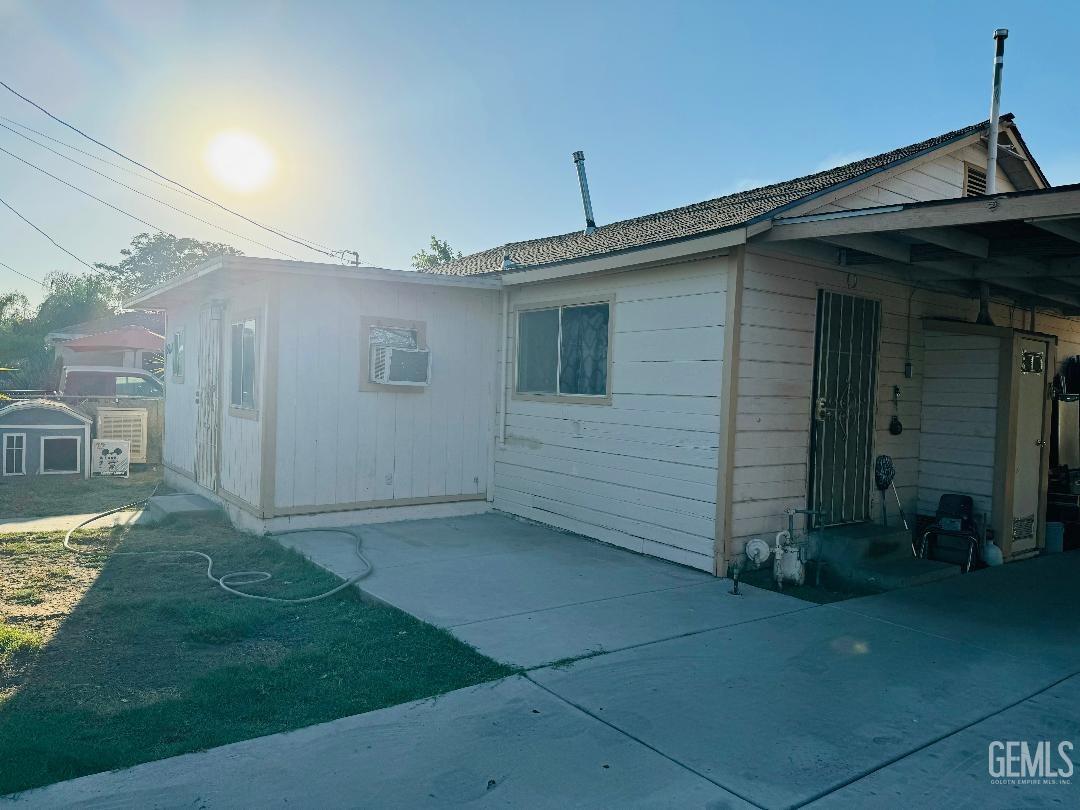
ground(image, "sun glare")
xmin=204 ymin=130 xmax=276 ymax=192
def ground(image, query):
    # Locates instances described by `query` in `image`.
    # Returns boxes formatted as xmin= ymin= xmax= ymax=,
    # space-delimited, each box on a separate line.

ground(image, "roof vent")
xmin=572 ymin=151 xmax=597 ymax=235
xmin=964 ymin=163 xmax=987 ymax=197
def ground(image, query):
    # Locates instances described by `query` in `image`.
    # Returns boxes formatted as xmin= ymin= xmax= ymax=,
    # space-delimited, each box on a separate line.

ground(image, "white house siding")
xmin=272 ymin=276 xmax=497 ymax=512
xmin=804 ymin=140 xmax=1017 ymax=215
xmin=916 ymin=331 xmax=1001 ymax=520
xmin=493 ymin=257 xmax=729 ymax=571
xmin=730 ymin=247 xmax=1080 ymax=560
xmin=162 ymin=301 xmax=198 ymax=478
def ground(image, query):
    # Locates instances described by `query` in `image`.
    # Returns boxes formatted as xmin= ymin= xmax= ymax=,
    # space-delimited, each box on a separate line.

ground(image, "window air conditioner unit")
xmin=370 ymin=345 xmax=431 ymax=386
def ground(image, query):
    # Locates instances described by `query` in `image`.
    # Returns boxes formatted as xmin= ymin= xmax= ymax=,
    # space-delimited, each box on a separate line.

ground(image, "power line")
xmin=0 ymin=143 xmax=169 ymax=234
xmin=0 ymin=121 xmax=301 ymax=260
xmin=0 ymin=192 xmax=96 ymax=271
xmin=0 ymin=80 xmax=353 ymax=261
xmin=0 ymin=115 xmax=338 ymax=253
xmin=0 ymin=258 xmax=45 ymax=287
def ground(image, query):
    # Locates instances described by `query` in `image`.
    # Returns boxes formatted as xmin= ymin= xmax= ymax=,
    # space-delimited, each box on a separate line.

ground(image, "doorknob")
xmin=1036 ymin=439 xmax=1047 ymax=447
xmin=815 ymin=397 xmax=833 ymax=421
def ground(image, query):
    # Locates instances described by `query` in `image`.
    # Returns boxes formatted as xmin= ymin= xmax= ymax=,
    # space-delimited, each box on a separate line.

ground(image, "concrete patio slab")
xmin=277 ymin=512 xmax=713 ymax=628
xmin=2 ymin=676 xmax=750 ymax=810
xmin=835 ymin=552 xmax=1080 ymax=670
xmin=530 ymin=605 xmax=1070 ymax=809
xmin=276 ymin=512 xmax=804 ymax=666
xmin=452 ymin=579 xmax=809 ymax=669
xmin=808 ymin=674 xmax=1080 ymax=809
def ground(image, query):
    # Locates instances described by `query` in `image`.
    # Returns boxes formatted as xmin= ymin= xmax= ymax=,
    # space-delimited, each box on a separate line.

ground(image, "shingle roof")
xmin=47 ymin=310 xmax=165 ymax=339
xmin=428 ymin=117 xmax=1007 ymax=276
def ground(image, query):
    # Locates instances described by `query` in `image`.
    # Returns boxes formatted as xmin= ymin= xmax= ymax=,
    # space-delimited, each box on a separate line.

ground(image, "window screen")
xmin=42 ymin=437 xmax=79 ymax=473
xmin=517 ymin=308 xmax=559 ymax=393
xmin=516 ymin=302 xmax=610 ymax=397
xmin=230 ymin=318 xmax=257 ymax=409
xmin=4 ymin=434 xmax=25 ymax=475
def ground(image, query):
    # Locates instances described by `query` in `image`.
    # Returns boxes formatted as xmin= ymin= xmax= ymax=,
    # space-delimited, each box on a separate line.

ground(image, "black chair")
xmin=916 ymin=494 xmax=981 ymax=573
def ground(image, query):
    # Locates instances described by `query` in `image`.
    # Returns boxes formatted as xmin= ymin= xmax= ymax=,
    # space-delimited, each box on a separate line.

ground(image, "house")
xmin=47 ymin=311 xmax=165 ymax=372
xmin=129 ymin=114 xmax=1080 ymax=575
xmin=0 ymin=400 xmax=91 ymax=479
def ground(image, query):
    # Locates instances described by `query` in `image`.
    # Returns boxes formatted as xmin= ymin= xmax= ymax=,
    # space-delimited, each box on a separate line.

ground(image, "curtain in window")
xmin=559 ymin=304 xmax=608 ymax=396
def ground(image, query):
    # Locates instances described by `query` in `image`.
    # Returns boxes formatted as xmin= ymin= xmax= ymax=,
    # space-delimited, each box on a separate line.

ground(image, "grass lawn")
xmin=0 ymin=516 xmax=515 ymax=796
xmin=0 ymin=467 xmax=164 ymax=518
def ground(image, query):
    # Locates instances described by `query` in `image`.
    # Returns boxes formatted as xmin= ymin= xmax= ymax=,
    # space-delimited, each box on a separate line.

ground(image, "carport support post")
xmin=714 ymin=245 xmax=745 ymax=577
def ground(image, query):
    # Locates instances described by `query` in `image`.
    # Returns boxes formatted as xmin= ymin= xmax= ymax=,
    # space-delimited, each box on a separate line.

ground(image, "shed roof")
xmin=0 ymin=399 xmax=91 ymax=425
xmin=47 ymin=311 xmax=165 ymax=342
xmin=63 ymin=325 xmax=164 ymax=352
xmin=429 ymin=115 xmax=1042 ymax=276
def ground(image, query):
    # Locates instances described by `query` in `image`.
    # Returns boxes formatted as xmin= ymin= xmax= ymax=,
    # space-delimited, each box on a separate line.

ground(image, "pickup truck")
xmin=59 ymin=366 xmax=164 ymax=399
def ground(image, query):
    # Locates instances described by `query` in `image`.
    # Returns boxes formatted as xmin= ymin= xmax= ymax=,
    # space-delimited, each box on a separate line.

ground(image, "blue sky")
xmin=1 ymin=0 xmax=1078 ymax=304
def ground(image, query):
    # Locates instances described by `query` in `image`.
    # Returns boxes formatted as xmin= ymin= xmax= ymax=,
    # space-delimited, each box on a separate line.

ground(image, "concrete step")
xmin=814 ymin=522 xmax=915 ymax=567
xmin=146 ymin=493 xmax=221 ymax=523
xmin=843 ymin=556 xmax=960 ymax=592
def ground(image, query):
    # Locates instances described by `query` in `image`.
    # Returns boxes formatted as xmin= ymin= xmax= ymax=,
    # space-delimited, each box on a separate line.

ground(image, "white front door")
xmin=194 ymin=303 xmax=222 ymax=492
xmin=1010 ymin=337 xmax=1049 ymax=555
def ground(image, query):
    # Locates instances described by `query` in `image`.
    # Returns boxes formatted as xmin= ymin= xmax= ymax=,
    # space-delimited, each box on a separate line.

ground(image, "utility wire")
xmin=0 ymin=143 xmax=169 ymax=234
xmin=0 ymin=115 xmax=338 ymax=253
xmin=0 ymin=122 xmax=301 ymax=260
xmin=0 ymin=80 xmax=351 ymax=261
xmin=0 ymin=258 xmax=45 ymax=286
xmin=0 ymin=192 xmax=96 ymax=271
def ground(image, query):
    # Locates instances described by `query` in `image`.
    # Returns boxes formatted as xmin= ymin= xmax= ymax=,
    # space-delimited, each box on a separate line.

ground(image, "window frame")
xmin=3 ymin=433 xmax=26 ymax=476
xmin=228 ymin=313 xmax=259 ymax=419
xmin=39 ymin=435 xmax=81 ymax=475
xmin=512 ymin=295 xmax=614 ymax=405
xmin=171 ymin=328 xmax=185 ymax=382
xmin=358 ymin=315 xmax=429 ymax=393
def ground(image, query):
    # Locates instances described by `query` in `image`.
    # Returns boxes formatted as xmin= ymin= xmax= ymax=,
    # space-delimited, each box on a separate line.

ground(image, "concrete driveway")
xmin=7 ymin=514 xmax=1079 ymax=808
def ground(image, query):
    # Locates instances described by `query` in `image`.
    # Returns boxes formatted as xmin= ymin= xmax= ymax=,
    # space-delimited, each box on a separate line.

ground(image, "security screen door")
xmin=810 ymin=291 xmax=881 ymax=526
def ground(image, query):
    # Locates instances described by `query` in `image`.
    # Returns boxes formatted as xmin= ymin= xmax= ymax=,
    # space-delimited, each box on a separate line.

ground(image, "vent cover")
xmin=964 ymin=164 xmax=988 ymax=197
xmin=96 ymin=408 xmax=148 ymax=463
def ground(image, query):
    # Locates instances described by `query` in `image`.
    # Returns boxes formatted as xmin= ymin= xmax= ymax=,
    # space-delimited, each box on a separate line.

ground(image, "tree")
xmin=34 ymin=272 xmax=113 ymax=333
xmin=95 ymin=232 xmax=242 ymax=303
xmin=411 ymin=235 xmax=462 ymax=270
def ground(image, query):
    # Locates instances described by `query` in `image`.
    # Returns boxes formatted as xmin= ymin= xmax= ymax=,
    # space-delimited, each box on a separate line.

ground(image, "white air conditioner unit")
xmin=370 ymin=345 xmax=431 ymax=386
xmin=96 ymin=408 xmax=148 ymax=463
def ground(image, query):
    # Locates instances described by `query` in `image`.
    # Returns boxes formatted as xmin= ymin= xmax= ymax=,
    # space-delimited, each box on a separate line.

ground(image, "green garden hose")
xmin=63 ymin=492 xmax=372 ymax=604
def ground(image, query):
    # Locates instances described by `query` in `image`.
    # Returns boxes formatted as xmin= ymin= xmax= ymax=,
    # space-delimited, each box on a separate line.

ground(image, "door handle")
xmin=1036 ymin=439 xmax=1047 ymax=447
xmin=815 ymin=397 xmax=833 ymax=421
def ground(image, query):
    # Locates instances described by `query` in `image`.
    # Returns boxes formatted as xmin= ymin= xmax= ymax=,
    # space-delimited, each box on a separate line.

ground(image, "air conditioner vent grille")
xmin=96 ymin=408 xmax=148 ymax=463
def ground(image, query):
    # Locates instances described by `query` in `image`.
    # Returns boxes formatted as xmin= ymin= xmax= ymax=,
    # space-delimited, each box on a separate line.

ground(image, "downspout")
xmin=494 ymin=285 xmax=509 ymax=490
xmin=986 ymin=29 xmax=1008 ymax=195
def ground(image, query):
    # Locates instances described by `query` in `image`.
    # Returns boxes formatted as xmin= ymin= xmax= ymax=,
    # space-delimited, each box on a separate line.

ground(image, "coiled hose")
xmin=63 ymin=490 xmax=373 ymax=603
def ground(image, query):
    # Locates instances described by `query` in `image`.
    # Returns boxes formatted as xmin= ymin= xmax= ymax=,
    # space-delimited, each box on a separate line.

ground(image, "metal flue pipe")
xmin=986 ymin=28 xmax=1008 ymax=195
xmin=572 ymin=151 xmax=597 ymax=234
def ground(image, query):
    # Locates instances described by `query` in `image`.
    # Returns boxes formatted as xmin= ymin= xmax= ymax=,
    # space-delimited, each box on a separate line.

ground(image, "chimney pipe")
xmin=572 ymin=151 xmax=597 ymax=234
xmin=986 ymin=28 xmax=1008 ymax=195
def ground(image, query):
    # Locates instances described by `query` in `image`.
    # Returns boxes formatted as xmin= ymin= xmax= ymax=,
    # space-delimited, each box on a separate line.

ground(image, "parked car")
xmin=59 ymin=366 xmax=164 ymax=399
